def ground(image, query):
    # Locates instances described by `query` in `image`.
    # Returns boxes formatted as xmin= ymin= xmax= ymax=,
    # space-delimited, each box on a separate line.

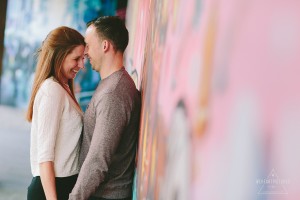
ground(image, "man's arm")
xmin=69 ymin=94 xmax=127 ymax=200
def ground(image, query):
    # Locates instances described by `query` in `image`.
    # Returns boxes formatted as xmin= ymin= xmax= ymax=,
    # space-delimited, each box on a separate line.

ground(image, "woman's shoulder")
xmin=40 ymin=77 xmax=66 ymax=97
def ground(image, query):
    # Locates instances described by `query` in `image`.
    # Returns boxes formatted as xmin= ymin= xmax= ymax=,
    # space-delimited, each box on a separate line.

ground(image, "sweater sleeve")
xmin=69 ymin=94 xmax=127 ymax=200
xmin=37 ymin=84 xmax=65 ymax=163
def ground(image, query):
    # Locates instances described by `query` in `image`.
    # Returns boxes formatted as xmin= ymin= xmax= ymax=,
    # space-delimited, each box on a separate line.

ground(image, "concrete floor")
xmin=0 ymin=106 xmax=32 ymax=200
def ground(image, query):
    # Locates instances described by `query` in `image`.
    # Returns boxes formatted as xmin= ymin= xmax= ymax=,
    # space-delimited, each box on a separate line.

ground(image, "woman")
xmin=26 ymin=26 xmax=85 ymax=200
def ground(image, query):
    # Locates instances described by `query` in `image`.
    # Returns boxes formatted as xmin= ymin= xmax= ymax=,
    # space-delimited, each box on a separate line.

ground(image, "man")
xmin=69 ymin=16 xmax=141 ymax=200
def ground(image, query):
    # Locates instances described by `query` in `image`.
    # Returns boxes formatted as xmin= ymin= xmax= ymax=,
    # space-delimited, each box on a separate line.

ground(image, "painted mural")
xmin=125 ymin=0 xmax=300 ymax=199
xmin=0 ymin=0 xmax=127 ymax=110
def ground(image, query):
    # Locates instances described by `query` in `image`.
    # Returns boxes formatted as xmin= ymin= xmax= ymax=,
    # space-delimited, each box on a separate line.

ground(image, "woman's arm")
xmin=36 ymin=83 xmax=65 ymax=200
xmin=40 ymin=161 xmax=57 ymax=200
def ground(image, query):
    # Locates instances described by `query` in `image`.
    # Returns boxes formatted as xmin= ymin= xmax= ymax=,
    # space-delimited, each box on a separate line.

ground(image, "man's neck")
xmin=100 ymin=52 xmax=124 ymax=79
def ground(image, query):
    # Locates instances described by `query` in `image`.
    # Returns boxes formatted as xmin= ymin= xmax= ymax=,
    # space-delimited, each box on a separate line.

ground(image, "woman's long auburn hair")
xmin=26 ymin=26 xmax=85 ymax=122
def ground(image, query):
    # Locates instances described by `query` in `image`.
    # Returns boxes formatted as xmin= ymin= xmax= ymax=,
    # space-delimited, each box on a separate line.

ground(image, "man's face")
xmin=85 ymin=25 xmax=102 ymax=72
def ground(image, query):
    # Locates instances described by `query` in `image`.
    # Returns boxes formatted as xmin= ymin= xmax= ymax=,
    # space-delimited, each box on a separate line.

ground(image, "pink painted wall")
xmin=125 ymin=0 xmax=300 ymax=199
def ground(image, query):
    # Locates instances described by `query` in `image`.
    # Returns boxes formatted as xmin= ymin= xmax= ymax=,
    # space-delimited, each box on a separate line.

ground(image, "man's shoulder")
xmin=96 ymin=71 xmax=135 ymax=95
xmin=117 ymin=70 xmax=138 ymax=93
xmin=91 ymin=69 xmax=139 ymax=106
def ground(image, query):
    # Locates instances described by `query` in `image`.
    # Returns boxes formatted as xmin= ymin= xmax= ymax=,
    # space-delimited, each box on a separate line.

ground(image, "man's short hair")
xmin=87 ymin=16 xmax=129 ymax=53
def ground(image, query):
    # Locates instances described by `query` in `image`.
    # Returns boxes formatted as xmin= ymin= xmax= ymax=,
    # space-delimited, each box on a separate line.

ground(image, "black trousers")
xmin=27 ymin=174 xmax=78 ymax=200
xmin=89 ymin=197 xmax=132 ymax=200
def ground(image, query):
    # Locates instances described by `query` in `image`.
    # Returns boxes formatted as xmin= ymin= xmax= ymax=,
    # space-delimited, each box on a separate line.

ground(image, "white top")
xmin=30 ymin=77 xmax=83 ymax=177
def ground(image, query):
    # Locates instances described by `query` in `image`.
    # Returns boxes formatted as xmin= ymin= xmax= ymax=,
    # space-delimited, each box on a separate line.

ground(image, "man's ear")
xmin=103 ymin=40 xmax=109 ymax=52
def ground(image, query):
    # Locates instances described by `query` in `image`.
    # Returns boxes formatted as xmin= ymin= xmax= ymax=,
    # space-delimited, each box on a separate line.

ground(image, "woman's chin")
xmin=70 ymin=72 xmax=77 ymax=79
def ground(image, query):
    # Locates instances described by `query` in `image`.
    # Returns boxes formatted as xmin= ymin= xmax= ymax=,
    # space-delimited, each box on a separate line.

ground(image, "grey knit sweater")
xmin=69 ymin=67 xmax=141 ymax=200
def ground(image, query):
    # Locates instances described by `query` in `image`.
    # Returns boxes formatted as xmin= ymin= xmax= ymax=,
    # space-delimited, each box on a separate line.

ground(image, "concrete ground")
xmin=0 ymin=105 xmax=32 ymax=200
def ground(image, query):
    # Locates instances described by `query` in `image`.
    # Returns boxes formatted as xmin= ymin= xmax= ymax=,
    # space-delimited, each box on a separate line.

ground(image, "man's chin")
xmin=91 ymin=65 xmax=100 ymax=72
xmin=91 ymin=65 xmax=97 ymax=71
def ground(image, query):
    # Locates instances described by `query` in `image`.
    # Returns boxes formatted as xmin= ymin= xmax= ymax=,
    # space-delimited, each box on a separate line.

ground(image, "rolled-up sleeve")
xmin=37 ymin=87 xmax=64 ymax=163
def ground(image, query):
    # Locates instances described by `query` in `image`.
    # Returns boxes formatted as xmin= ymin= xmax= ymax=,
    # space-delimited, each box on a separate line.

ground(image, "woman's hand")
xmin=40 ymin=161 xmax=57 ymax=200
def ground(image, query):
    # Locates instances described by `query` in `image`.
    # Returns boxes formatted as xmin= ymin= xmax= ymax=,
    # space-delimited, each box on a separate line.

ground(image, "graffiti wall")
xmin=0 ymin=0 xmax=127 ymax=109
xmin=125 ymin=0 xmax=300 ymax=199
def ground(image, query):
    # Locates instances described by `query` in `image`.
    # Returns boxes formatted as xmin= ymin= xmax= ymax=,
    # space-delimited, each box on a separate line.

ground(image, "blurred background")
xmin=1 ymin=0 xmax=300 ymax=200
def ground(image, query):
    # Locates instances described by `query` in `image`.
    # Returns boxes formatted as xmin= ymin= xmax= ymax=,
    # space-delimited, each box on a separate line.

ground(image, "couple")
xmin=26 ymin=16 xmax=141 ymax=200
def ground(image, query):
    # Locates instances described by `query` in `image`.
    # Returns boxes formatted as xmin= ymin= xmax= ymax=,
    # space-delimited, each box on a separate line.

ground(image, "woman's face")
xmin=60 ymin=45 xmax=85 ymax=83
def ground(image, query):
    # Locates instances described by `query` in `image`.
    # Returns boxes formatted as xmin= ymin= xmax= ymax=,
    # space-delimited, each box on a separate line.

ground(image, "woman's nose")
xmin=78 ymin=58 xmax=85 ymax=69
xmin=84 ymin=47 xmax=88 ymax=56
